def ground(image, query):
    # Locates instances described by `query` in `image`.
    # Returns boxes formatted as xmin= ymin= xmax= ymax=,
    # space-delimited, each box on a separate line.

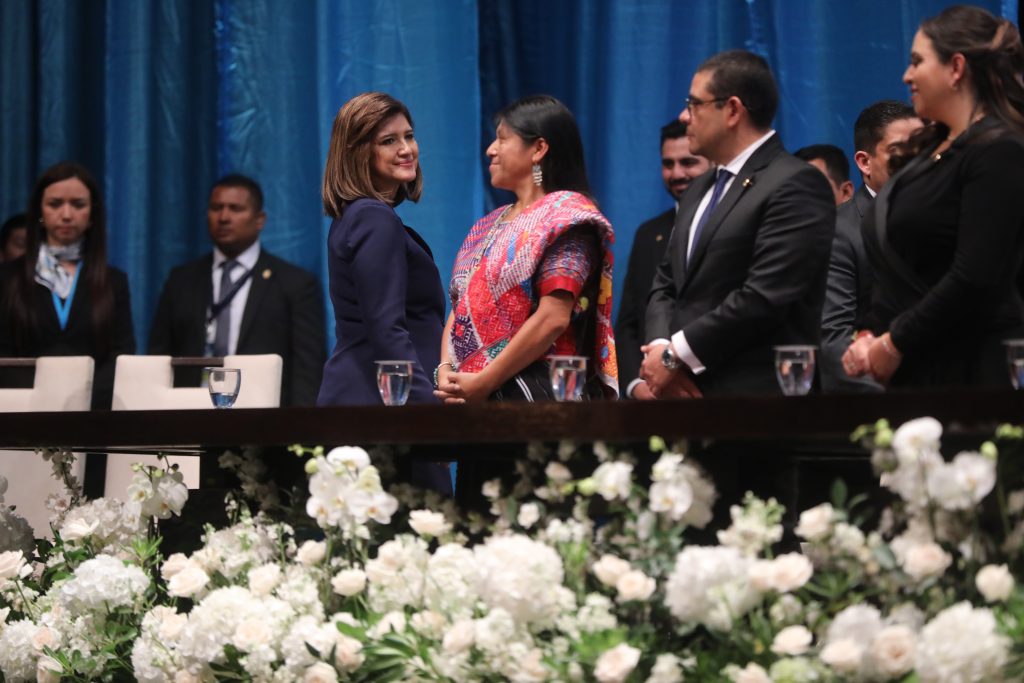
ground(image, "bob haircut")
xmin=322 ymin=92 xmax=422 ymax=217
xmin=495 ymin=95 xmax=593 ymax=199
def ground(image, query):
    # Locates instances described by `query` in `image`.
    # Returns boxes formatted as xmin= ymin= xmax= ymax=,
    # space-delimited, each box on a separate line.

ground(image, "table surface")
xmin=2 ymin=389 xmax=1021 ymax=454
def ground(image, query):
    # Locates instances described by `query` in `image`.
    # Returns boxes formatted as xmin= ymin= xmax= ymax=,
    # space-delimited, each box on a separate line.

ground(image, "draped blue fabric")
xmin=0 ymin=0 xmax=1014 ymax=349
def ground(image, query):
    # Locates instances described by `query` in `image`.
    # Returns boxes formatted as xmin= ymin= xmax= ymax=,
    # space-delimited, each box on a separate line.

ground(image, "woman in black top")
xmin=844 ymin=5 xmax=1024 ymax=388
xmin=0 ymin=162 xmax=135 ymax=408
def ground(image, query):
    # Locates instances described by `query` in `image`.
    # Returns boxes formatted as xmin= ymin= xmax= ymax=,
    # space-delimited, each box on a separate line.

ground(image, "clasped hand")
xmin=841 ymin=332 xmax=902 ymax=384
xmin=638 ymin=343 xmax=702 ymax=399
xmin=433 ymin=369 xmax=492 ymax=404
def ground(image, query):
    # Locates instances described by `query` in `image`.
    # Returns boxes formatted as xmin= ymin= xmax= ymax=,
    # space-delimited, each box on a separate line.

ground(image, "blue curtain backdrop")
xmin=0 ymin=0 xmax=1015 ymax=351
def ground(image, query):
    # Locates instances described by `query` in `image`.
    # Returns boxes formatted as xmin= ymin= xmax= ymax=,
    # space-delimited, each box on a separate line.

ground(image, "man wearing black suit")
xmin=820 ymin=101 xmax=920 ymax=392
xmin=615 ymin=120 xmax=709 ymax=398
xmin=148 ymin=174 xmax=326 ymax=406
xmin=640 ymin=50 xmax=835 ymax=397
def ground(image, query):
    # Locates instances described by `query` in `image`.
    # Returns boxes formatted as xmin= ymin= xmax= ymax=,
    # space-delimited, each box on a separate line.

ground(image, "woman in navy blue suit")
xmin=318 ymin=92 xmax=445 ymax=407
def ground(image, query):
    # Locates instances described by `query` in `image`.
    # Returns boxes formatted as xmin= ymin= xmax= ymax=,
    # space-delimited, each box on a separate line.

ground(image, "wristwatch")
xmin=661 ymin=345 xmax=682 ymax=371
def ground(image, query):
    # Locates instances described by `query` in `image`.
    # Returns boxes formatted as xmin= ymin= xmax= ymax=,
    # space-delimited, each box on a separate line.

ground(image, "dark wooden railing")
xmin=1 ymin=388 xmax=1021 ymax=453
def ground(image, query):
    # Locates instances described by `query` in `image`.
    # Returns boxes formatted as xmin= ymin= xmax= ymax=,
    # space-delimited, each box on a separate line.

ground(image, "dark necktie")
xmin=212 ymin=260 xmax=237 ymax=357
xmin=689 ymin=168 xmax=733 ymax=261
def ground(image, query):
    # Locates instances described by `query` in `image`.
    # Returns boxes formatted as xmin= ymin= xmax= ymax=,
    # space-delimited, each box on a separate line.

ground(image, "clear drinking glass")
xmin=1005 ymin=340 xmax=1024 ymax=389
xmin=549 ymin=355 xmax=588 ymax=401
xmin=376 ymin=360 xmax=414 ymax=406
xmin=207 ymin=367 xmax=241 ymax=408
xmin=773 ymin=345 xmax=816 ymax=396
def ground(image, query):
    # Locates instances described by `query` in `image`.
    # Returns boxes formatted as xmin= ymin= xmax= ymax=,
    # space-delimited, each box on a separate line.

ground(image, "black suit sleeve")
xmin=645 ymin=225 xmax=683 ymax=343
xmin=685 ymin=166 xmax=835 ymax=369
xmin=614 ymin=232 xmax=648 ymax=394
xmin=890 ymin=138 xmax=1024 ymax=352
xmin=286 ymin=269 xmax=326 ymax=406
xmin=147 ymin=270 xmax=178 ymax=355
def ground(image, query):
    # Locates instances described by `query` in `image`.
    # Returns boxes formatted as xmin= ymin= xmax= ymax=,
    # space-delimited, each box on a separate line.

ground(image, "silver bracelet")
xmin=433 ymin=361 xmax=455 ymax=389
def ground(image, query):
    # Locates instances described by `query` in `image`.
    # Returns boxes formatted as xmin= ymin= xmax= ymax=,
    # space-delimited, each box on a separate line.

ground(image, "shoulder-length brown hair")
xmin=322 ymin=92 xmax=423 ymax=218
xmin=2 ymin=161 xmax=115 ymax=355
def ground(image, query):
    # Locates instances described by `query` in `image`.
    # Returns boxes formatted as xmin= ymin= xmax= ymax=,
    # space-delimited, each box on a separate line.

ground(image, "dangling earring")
xmin=532 ymin=163 xmax=543 ymax=187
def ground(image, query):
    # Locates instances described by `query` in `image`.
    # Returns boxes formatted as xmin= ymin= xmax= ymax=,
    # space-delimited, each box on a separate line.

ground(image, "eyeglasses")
xmin=685 ymin=95 xmax=729 ymax=111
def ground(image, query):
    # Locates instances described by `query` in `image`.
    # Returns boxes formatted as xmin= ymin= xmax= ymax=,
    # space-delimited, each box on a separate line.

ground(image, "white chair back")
xmin=0 ymin=356 xmax=94 ymax=412
xmin=106 ymin=354 xmax=283 ymax=495
xmin=0 ymin=356 xmax=94 ymax=540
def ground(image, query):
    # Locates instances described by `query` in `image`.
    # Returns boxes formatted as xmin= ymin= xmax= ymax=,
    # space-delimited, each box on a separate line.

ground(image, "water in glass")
xmin=207 ymin=367 xmax=241 ymax=408
xmin=549 ymin=355 xmax=587 ymax=401
xmin=376 ymin=361 xmax=413 ymax=406
xmin=773 ymin=346 xmax=815 ymax=396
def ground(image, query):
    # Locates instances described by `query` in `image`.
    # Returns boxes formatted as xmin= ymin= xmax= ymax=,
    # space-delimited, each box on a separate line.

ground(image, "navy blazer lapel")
xmin=236 ymin=252 xmax=271 ymax=350
xmin=686 ymin=134 xmax=784 ymax=278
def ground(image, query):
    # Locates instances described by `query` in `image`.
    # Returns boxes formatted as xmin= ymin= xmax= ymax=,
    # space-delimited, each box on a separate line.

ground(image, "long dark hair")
xmin=495 ymin=95 xmax=593 ymax=199
xmin=3 ymin=162 xmax=115 ymax=355
xmin=893 ymin=5 xmax=1024 ymax=170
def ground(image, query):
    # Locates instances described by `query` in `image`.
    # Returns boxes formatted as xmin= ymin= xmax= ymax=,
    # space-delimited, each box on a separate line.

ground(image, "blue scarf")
xmin=34 ymin=241 xmax=84 ymax=300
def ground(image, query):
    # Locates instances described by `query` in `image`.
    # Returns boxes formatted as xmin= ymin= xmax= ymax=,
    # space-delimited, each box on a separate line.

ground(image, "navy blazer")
xmin=318 ymin=198 xmax=444 ymax=406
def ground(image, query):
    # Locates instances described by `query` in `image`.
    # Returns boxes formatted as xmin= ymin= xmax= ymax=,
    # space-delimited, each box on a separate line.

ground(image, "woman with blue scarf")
xmin=0 ymin=162 xmax=135 ymax=409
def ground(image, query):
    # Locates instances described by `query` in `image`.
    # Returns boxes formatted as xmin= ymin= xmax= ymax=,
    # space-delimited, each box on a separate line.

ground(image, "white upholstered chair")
xmin=105 ymin=354 xmax=283 ymax=496
xmin=0 ymin=356 xmax=94 ymax=538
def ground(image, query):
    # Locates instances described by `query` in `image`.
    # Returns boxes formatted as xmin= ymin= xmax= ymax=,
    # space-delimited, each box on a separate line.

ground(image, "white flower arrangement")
xmin=0 ymin=421 xmax=1022 ymax=681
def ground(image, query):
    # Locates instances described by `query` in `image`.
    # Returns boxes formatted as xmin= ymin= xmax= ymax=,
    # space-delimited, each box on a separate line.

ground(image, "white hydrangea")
xmin=664 ymin=546 xmax=759 ymax=631
xmin=644 ymin=653 xmax=685 ymax=683
xmin=0 ymin=619 xmax=44 ymax=681
xmin=474 ymin=534 xmax=566 ymax=627
xmin=193 ymin=518 xmax=281 ymax=579
xmin=717 ymin=496 xmax=784 ymax=555
xmin=279 ymin=615 xmax=341 ymax=678
xmin=423 ymin=544 xmax=479 ymax=619
xmin=58 ymin=555 xmax=150 ymax=612
xmin=366 ymin=535 xmax=430 ymax=612
xmin=275 ymin=564 xmax=325 ymax=619
xmin=131 ymin=606 xmax=187 ymax=683
xmin=915 ymin=602 xmax=1009 ymax=683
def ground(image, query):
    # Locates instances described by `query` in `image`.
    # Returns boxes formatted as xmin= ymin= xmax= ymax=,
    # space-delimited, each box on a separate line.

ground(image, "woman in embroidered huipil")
xmin=0 ymin=162 xmax=135 ymax=409
xmin=434 ymin=95 xmax=618 ymax=402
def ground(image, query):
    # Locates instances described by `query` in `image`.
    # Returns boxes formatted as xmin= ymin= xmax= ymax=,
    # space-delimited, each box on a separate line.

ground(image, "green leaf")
xmin=830 ymin=479 xmax=848 ymax=509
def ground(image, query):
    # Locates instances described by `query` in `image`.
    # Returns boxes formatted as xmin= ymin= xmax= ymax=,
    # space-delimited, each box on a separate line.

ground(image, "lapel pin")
xmin=742 ymin=177 xmax=754 ymax=188
xmin=262 ymin=269 xmax=272 ymax=280
xmin=656 ymin=234 xmax=664 ymax=242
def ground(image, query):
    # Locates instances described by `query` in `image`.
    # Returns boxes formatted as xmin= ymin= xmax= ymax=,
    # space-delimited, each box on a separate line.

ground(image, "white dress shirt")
xmin=209 ymin=241 xmax=260 ymax=356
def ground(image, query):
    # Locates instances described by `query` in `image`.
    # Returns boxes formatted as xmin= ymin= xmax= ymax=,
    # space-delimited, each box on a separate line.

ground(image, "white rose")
xmin=167 ymin=562 xmax=210 ymax=598
xmin=31 ymin=625 xmax=57 ymax=652
xmin=820 ymin=637 xmax=862 ymax=673
xmin=174 ymin=672 xmax=199 ymax=683
xmin=233 ymin=618 xmax=273 ymax=650
xmin=902 ymin=542 xmax=952 ymax=581
xmin=870 ymin=625 xmax=916 ymax=678
xmin=481 ymin=479 xmax=501 ymax=499
xmin=409 ymin=510 xmax=450 ymax=537
xmin=36 ymin=656 xmax=62 ymax=683
xmin=517 ymin=503 xmax=541 ymax=529
xmin=727 ymin=663 xmax=771 ymax=683
xmin=442 ymin=618 xmax=475 ymax=654
xmin=161 ymin=553 xmax=191 ymax=580
xmin=0 ymin=550 xmax=26 ymax=580
xmin=61 ymin=517 xmax=99 ymax=542
xmin=331 ymin=568 xmax=367 ymax=597
xmin=304 ymin=662 xmax=338 ymax=683
xmin=158 ymin=612 xmax=188 ymax=642
xmin=771 ymin=625 xmax=813 ymax=655
xmin=334 ymin=634 xmax=364 ymax=671
xmin=795 ymin=503 xmax=834 ymax=541
xmin=749 ymin=553 xmax=813 ymax=593
xmin=594 ymin=643 xmax=641 ymax=683
xmin=545 ymin=462 xmax=572 ymax=482
xmin=976 ymin=564 xmax=1014 ymax=602
xmin=592 ymin=554 xmax=632 ymax=587
xmin=616 ymin=570 xmax=656 ymax=602
xmin=297 ymin=540 xmax=327 ymax=565
xmin=247 ymin=563 xmax=282 ymax=596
